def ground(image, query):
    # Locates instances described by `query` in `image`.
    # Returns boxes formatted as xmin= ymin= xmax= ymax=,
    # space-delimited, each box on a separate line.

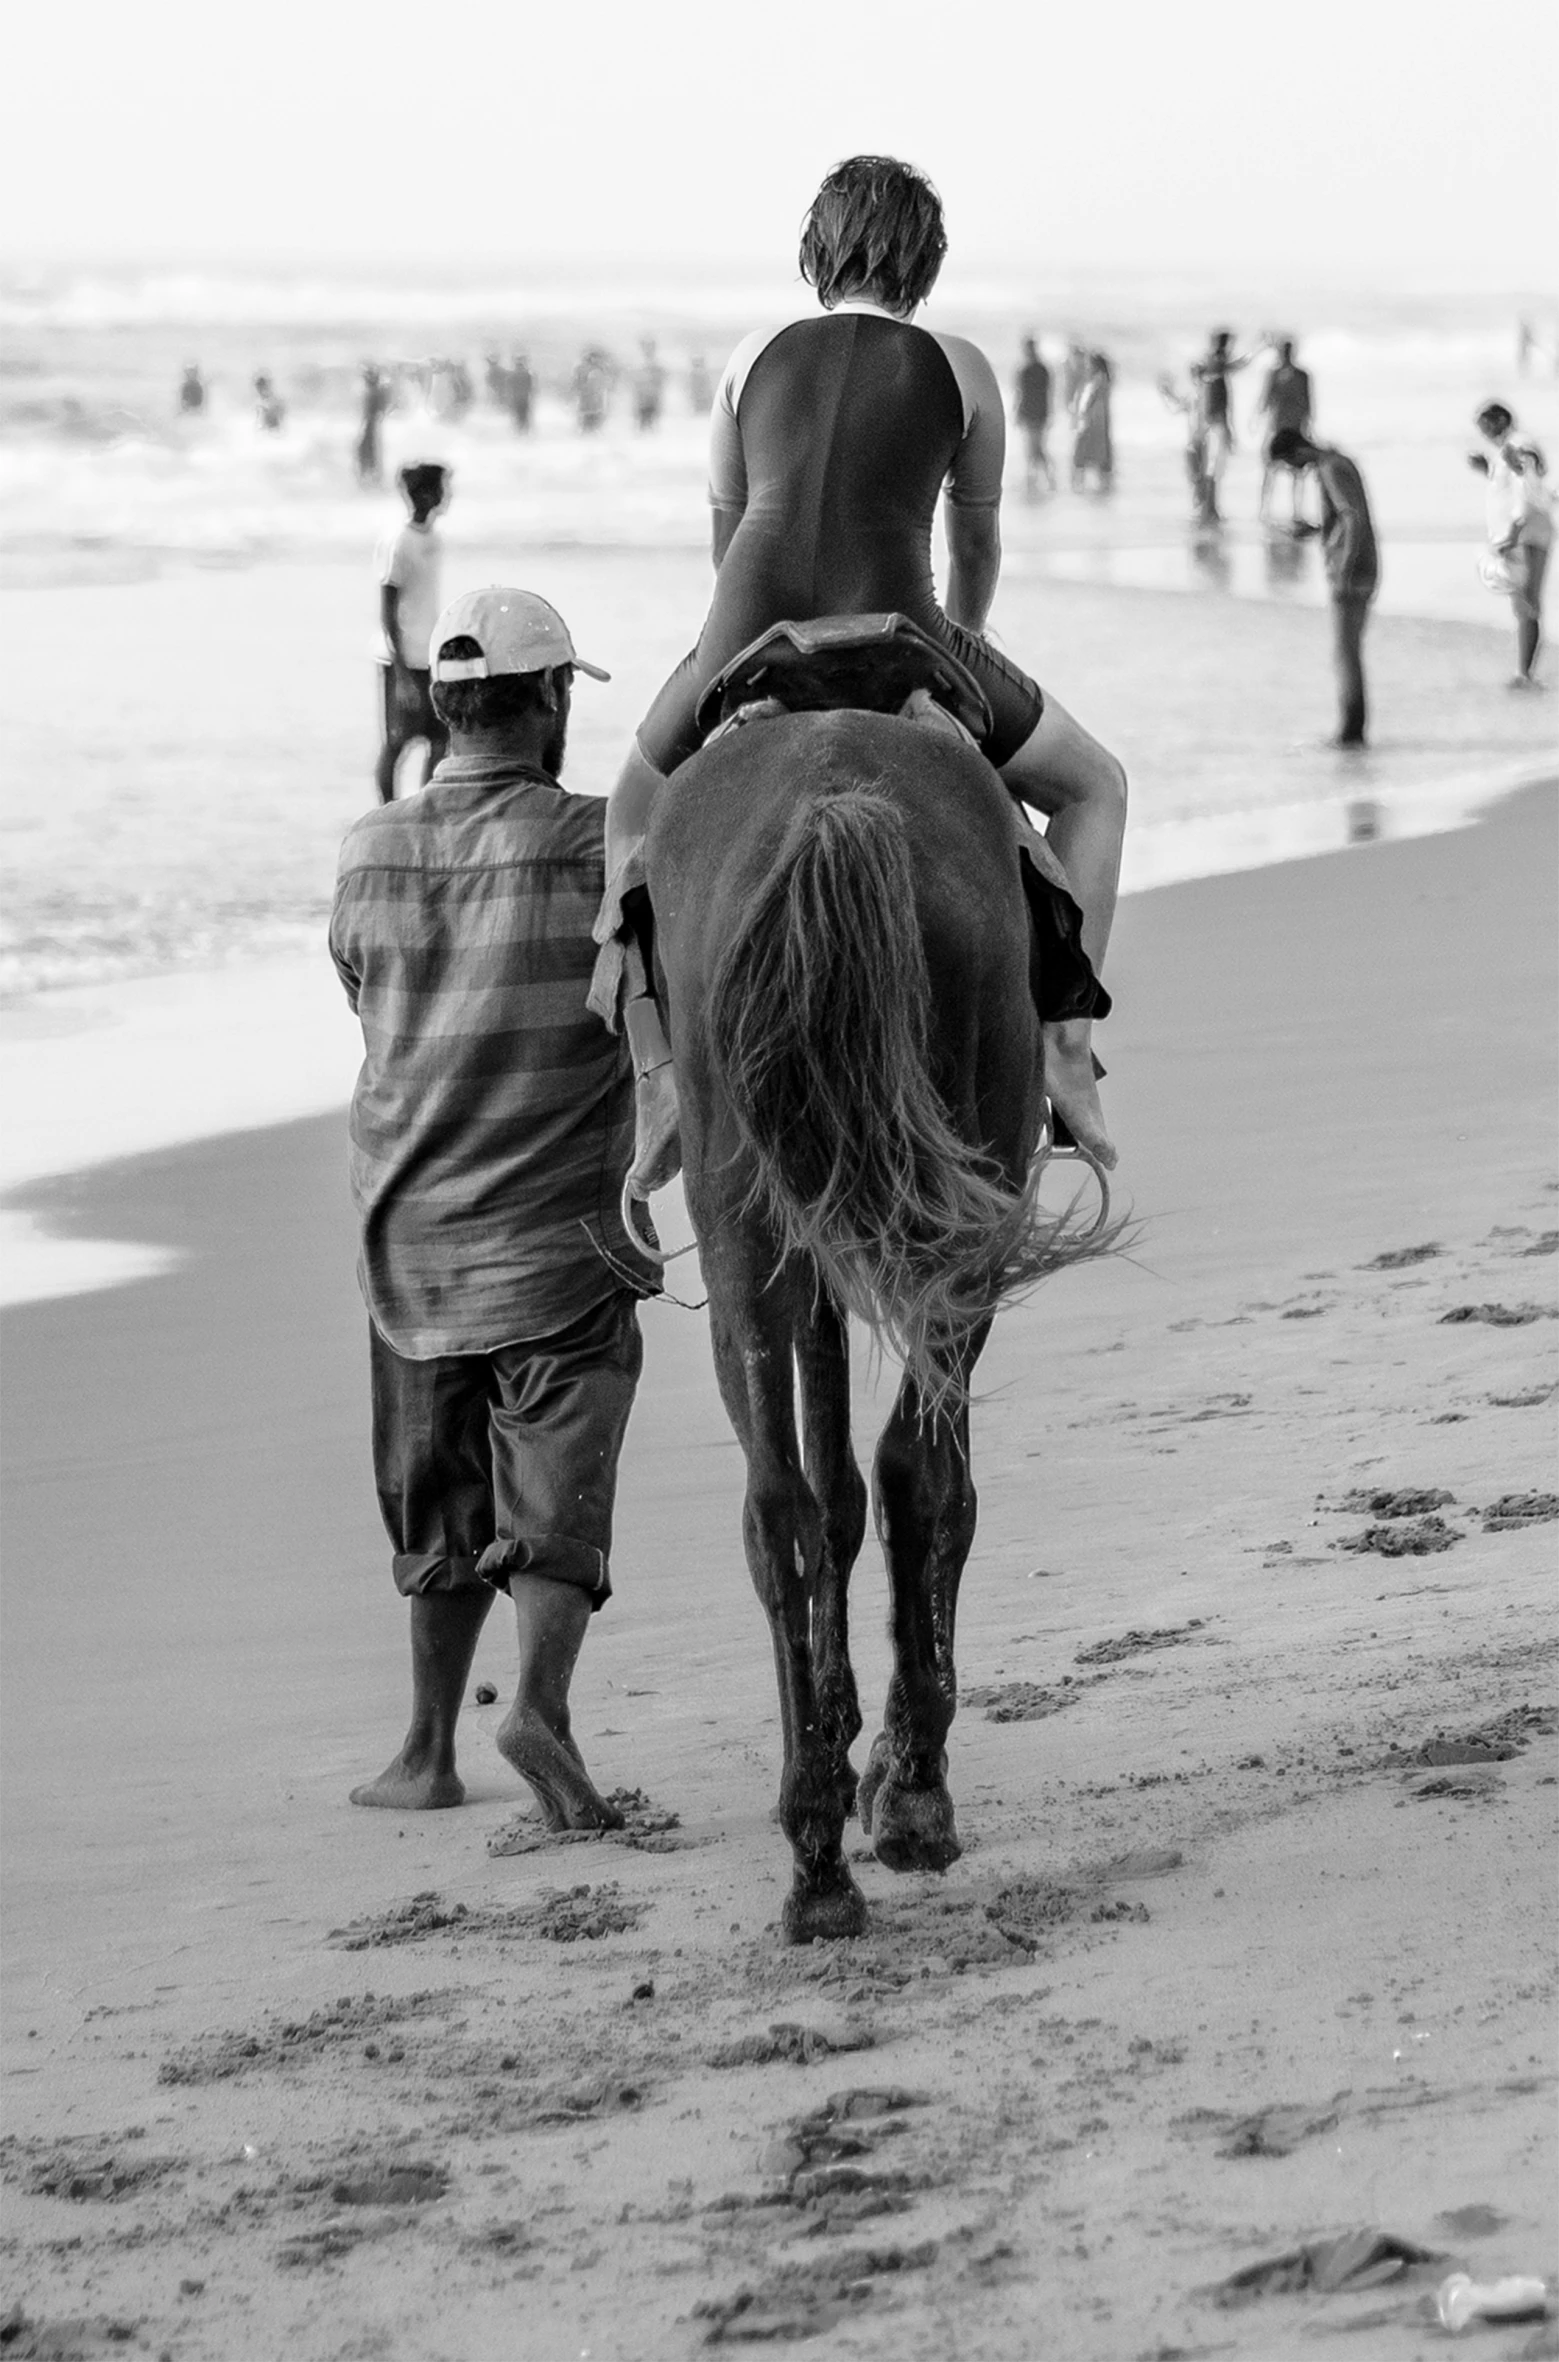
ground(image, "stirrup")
xmin=1033 ymin=1103 xmax=1112 ymax=1239
xmin=620 ymin=1175 xmax=696 ymax=1266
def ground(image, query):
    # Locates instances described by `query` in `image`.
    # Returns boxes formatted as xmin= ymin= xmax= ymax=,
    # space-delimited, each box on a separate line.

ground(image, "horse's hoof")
xmin=856 ymin=1733 xmax=892 ymax=1837
xmin=871 ymin=1781 xmax=961 ymax=1875
xmin=782 ymin=1874 xmax=869 ymax=1946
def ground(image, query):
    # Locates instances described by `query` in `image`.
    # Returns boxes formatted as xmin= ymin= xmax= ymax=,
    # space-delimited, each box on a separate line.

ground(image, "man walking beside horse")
xmin=332 ymin=588 xmax=656 ymax=1828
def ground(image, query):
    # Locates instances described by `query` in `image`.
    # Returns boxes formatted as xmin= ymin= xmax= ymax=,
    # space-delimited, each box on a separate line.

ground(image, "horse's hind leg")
xmin=864 ymin=1333 xmax=987 ymax=1874
xmin=705 ymin=1245 xmax=867 ymax=1944
xmin=797 ymin=1296 xmax=868 ymax=1822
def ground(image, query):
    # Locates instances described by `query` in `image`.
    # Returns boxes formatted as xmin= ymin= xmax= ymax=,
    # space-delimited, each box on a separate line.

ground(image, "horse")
xmin=644 ymin=702 xmax=1114 ymax=1943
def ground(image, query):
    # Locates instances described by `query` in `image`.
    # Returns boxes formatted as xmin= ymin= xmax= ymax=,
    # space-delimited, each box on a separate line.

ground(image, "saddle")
xmin=693 ymin=613 xmax=993 ymax=747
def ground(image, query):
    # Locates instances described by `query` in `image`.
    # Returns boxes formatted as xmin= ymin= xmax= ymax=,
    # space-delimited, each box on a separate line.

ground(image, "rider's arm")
xmin=945 ymin=508 xmax=1001 ymax=634
xmin=937 ymin=333 xmax=1007 ymax=634
xmin=711 ymin=505 xmax=743 ymax=566
xmin=708 ymin=329 xmax=772 ymax=570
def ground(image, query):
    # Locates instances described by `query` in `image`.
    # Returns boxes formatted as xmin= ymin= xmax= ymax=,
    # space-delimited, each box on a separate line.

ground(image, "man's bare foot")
xmin=1042 ymin=1021 xmax=1118 ymax=1171
xmin=350 ymin=1750 xmax=466 ymax=1810
xmin=628 ymin=1064 xmax=681 ymax=1195
xmin=496 ymin=1706 xmax=625 ymax=1831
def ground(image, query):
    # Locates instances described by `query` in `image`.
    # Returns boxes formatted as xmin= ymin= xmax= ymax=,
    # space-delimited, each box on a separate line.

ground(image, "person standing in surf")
xmin=374 ymin=462 xmax=449 ymax=803
xmin=595 ymin=155 xmax=1126 ymax=1189
xmin=355 ymin=363 xmax=392 ymax=486
xmin=1069 ymin=351 xmax=1116 ymax=493
xmin=332 ymin=588 xmax=656 ymax=1824
xmin=1189 ymin=329 xmax=1253 ymax=513
xmin=1255 ymin=338 xmax=1313 ymax=524
xmin=1014 ymin=335 xmax=1056 ymax=496
xmin=633 ymin=339 xmax=667 ymax=431
xmin=1473 ymin=402 xmax=1551 ymax=687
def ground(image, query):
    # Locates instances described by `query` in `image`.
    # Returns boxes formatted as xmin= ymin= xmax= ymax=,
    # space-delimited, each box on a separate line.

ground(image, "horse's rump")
xmin=651 ymin=712 xmax=1103 ymax=1403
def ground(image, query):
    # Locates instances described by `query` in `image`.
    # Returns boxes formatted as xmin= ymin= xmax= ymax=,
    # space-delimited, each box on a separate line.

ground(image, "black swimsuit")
xmin=637 ymin=311 xmax=1045 ymax=772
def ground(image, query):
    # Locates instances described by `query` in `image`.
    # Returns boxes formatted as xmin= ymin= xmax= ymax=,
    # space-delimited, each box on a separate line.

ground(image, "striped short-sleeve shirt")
xmin=330 ymin=756 xmax=657 ymax=1358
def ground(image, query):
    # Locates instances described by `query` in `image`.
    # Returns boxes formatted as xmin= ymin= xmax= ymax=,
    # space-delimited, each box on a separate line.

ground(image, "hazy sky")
xmin=7 ymin=0 xmax=1556 ymax=280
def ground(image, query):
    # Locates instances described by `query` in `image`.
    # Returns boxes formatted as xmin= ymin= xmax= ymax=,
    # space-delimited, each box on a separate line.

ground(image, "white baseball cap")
xmin=429 ymin=588 xmax=610 ymax=683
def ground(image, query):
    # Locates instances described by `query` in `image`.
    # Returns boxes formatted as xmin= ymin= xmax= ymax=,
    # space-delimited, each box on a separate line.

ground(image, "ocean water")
xmin=1 ymin=263 xmax=1555 ymax=1007
xmin=1 ymin=263 xmax=1555 ymax=1301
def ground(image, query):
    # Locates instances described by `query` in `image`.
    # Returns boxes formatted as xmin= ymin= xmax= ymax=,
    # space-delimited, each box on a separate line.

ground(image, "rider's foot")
xmin=1042 ymin=1019 xmax=1118 ymax=1170
xmin=629 ymin=1061 xmax=682 ymax=1195
xmin=623 ymin=994 xmax=682 ymax=1193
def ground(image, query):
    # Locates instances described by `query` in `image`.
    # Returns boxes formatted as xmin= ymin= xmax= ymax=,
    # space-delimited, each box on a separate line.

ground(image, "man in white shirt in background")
xmin=375 ymin=462 xmax=450 ymax=802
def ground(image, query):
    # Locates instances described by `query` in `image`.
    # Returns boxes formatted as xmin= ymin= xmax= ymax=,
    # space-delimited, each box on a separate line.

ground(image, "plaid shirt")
xmin=330 ymin=755 xmax=655 ymax=1357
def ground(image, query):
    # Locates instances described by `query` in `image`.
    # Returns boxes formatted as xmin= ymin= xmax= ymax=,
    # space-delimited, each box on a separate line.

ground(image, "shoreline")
xmin=1 ymin=522 xmax=1531 ymax=630
xmin=4 ymin=763 xmax=1555 ymax=1308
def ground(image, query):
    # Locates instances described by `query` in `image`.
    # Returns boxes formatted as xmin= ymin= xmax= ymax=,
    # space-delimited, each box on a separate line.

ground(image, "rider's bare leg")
xmin=623 ymin=988 xmax=681 ymax=1193
xmin=603 ymin=741 xmax=681 ymax=1193
xmin=1000 ymin=695 xmax=1127 ymax=1170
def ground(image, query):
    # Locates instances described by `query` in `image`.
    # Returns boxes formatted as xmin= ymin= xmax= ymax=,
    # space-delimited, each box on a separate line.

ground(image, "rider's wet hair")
xmin=799 ymin=156 xmax=948 ymax=314
xmin=430 ymin=637 xmax=567 ymax=733
xmin=1475 ymin=402 xmax=1514 ymax=440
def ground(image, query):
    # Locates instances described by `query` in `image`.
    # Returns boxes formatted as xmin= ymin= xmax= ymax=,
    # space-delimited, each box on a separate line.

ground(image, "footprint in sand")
xmin=1440 ymin=1302 xmax=1553 ymax=1326
xmin=326 ymin=1883 xmax=646 ymax=1949
xmin=960 ymin=1678 xmax=1090 ymax=1722
xmin=328 ymin=2161 xmax=447 ymax=2206
xmin=1482 ymin=1491 xmax=1559 ymax=1530
xmin=487 ymin=1788 xmax=691 ymax=1856
xmin=1336 ymin=1516 xmax=1461 ymax=1557
xmin=1073 ymin=1619 xmax=1210 ymax=1665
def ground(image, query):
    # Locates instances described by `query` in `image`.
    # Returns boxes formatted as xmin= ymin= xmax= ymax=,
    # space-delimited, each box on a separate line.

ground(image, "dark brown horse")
xmin=646 ymin=708 xmax=1110 ymax=1943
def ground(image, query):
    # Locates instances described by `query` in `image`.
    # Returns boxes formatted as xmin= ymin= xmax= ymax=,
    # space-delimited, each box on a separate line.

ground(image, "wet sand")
xmin=2 ymin=783 xmax=1555 ymax=2360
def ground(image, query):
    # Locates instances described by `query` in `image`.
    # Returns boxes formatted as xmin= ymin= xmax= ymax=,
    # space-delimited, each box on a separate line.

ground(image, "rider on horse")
xmin=596 ymin=154 xmax=1127 ymax=1189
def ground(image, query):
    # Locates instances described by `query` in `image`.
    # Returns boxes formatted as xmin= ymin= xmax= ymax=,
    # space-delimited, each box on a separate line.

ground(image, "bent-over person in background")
xmin=1269 ymin=428 xmax=1379 ymax=747
xmin=331 ymin=589 xmax=658 ymax=1826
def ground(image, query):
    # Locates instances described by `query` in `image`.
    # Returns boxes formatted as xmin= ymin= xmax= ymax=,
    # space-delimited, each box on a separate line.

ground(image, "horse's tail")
xmin=707 ymin=788 xmax=1110 ymax=1408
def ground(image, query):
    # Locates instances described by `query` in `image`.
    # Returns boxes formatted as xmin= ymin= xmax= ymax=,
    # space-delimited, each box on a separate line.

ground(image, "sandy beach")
xmin=2 ymin=777 xmax=1554 ymax=2360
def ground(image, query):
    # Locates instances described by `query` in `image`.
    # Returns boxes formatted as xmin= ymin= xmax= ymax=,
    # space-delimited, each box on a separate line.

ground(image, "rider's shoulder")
xmin=720 ymin=321 xmax=806 ymax=409
xmin=921 ymin=329 xmax=1002 ymax=412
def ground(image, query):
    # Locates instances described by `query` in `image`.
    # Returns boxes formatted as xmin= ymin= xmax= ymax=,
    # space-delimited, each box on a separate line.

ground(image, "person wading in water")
xmin=594 ymin=154 xmax=1127 ymax=1192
